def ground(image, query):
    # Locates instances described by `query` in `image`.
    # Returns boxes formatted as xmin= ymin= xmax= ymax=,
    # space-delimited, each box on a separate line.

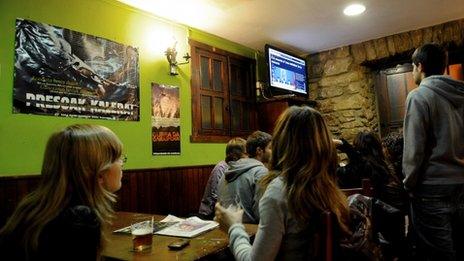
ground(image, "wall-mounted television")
xmin=265 ymin=44 xmax=308 ymax=97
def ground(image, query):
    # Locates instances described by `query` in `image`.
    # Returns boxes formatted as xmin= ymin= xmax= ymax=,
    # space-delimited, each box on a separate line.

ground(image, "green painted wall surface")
xmin=0 ymin=0 xmax=256 ymax=176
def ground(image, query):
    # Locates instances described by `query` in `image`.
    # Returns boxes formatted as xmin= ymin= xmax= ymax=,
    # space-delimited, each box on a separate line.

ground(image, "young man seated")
xmin=198 ymin=137 xmax=247 ymax=220
xmin=217 ymin=131 xmax=272 ymax=224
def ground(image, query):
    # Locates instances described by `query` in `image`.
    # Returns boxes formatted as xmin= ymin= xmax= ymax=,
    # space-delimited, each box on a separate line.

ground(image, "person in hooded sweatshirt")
xmin=214 ymin=106 xmax=352 ymax=261
xmin=403 ymin=43 xmax=464 ymax=261
xmin=198 ymin=137 xmax=247 ymax=220
xmin=217 ymin=131 xmax=272 ymax=224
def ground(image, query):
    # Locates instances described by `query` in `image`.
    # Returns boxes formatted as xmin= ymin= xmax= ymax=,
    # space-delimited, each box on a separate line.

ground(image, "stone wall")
xmin=307 ymin=18 xmax=464 ymax=140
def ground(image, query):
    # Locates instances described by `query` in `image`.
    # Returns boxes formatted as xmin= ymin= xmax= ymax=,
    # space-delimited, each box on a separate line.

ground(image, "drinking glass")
xmin=219 ymin=195 xmax=243 ymax=212
xmin=131 ymin=217 xmax=154 ymax=252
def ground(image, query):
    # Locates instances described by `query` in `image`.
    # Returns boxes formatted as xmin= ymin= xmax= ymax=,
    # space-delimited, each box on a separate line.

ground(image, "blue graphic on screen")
xmin=268 ymin=48 xmax=307 ymax=94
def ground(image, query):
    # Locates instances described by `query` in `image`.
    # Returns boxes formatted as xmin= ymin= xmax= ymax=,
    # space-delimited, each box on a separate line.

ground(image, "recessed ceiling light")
xmin=343 ymin=4 xmax=366 ymax=16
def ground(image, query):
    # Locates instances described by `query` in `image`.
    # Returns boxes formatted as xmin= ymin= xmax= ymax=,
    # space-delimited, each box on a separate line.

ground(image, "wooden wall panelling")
xmin=180 ymin=168 xmax=189 ymax=215
xmin=159 ymin=169 xmax=171 ymax=214
xmin=0 ymin=175 xmax=40 ymax=226
xmin=0 ymin=165 xmax=214 ymax=227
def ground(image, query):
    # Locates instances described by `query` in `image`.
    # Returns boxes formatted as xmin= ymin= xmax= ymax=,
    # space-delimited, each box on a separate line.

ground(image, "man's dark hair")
xmin=246 ymin=131 xmax=271 ymax=158
xmin=382 ymin=130 xmax=404 ymax=182
xmin=412 ymin=43 xmax=447 ymax=77
xmin=382 ymin=131 xmax=403 ymax=164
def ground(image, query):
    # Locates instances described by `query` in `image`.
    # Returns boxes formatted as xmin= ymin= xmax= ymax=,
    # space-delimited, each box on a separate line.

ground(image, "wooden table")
xmin=102 ymin=212 xmax=257 ymax=261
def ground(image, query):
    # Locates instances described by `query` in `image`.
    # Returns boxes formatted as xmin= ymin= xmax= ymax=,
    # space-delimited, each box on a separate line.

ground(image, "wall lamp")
xmin=165 ymin=41 xmax=191 ymax=76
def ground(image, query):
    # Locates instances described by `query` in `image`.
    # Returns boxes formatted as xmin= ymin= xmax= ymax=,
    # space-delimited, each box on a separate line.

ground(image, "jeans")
xmin=410 ymin=184 xmax=464 ymax=261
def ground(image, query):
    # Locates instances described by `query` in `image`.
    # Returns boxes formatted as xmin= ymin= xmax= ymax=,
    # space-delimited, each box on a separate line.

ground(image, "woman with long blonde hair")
xmin=0 ymin=124 xmax=124 ymax=260
xmin=215 ymin=106 xmax=351 ymax=260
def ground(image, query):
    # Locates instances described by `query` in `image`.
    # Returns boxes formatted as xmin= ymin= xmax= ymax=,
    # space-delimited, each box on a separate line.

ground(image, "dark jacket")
xmin=403 ymin=75 xmax=464 ymax=191
xmin=0 ymin=205 xmax=101 ymax=261
xmin=337 ymin=139 xmax=407 ymax=213
xmin=337 ymin=139 xmax=392 ymax=190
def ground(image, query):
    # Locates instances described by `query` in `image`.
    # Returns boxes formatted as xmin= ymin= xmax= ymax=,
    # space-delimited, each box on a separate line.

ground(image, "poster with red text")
xmin=13 ymin=18 xmax=139 ymax=120
xmin=151 ymin=83 xmax=180 ymax=155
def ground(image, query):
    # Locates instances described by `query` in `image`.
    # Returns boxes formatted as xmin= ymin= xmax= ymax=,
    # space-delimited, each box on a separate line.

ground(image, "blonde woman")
xmin=0 ymin=124 xmax=124 ymax=260
xmin=215 ymin=106 xmax=351 ymax=260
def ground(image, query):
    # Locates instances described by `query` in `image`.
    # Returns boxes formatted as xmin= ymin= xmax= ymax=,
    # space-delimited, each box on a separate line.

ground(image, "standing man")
xmin=217 ymin=131 xmax=272 ymax=224
xmin=403 ymin=43 xmax=464 ymax=261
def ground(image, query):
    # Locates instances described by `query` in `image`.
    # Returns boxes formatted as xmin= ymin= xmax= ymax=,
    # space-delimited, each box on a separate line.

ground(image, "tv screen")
xmin=265 ymin=44 xmax=308 ymax=96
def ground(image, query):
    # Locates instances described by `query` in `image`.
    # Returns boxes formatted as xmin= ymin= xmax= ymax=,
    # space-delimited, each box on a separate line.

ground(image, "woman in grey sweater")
xmin=215 ymin=106 xmax=351 ymax=260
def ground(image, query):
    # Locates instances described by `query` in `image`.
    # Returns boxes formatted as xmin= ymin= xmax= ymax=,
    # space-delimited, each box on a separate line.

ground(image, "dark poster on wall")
xmin=13 ymin=18 xmax=140 ymax=120
xmin=151 ymin=83 xmax=180 ymax=155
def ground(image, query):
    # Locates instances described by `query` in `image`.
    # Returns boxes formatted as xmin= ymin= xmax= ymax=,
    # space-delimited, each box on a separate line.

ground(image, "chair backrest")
xmin=310 ymin=210 xmax=338 ymax=261
xmin=361 ymin=178 xmax=374 ymax=197
xmin=321 ymin=210 xmax=334 ymax=261
xmin=341 ymin=178 xmax=374 ymax=197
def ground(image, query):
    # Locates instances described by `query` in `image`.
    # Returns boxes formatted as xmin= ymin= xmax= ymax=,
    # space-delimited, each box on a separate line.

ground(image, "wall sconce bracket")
xmin=165 ymin=44 xmax=190 ymax=76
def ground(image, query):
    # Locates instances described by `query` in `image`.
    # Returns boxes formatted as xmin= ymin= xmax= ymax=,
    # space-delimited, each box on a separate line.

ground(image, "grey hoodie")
xmin=217 ymin=158 xmax=268 ymax=223
xmin=403 ymin=75 xmax=464 ymax=191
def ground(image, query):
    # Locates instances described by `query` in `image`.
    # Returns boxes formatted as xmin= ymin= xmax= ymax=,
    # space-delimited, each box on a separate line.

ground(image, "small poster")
xmin=13 ymin=18 xmax=140 ymax=120
xmin=151 ymin=83 xmax=180 ymax=155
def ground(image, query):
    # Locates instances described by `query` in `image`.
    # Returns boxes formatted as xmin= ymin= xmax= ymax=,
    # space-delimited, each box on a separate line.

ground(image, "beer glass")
xmin=131 ymin=217 xmax=154 ymax=252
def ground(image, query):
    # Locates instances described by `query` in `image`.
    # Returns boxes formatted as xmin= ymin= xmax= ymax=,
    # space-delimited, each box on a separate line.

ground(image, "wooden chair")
xmin=312 ymin=180 xmax=374 ymax=260
xmin=341 ymin=178 xmax=373 ymax=197
xmin=321 ymin=210 xmax=335 ymax=261
xmin=312 ymin=211 xmax=337 ymax=261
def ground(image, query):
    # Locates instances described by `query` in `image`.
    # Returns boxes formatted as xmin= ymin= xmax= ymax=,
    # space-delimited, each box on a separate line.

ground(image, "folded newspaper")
xmin=155 ymin=215 xmax=219 ymax=238
xmin=113 ymin=215 xmax=218 ymax=238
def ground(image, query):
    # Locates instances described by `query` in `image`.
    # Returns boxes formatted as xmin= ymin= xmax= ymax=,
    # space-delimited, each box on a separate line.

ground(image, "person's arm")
xmin=336 ymin=139 xmax=363 ymax=188
xmin=199 ymin=162 xmax=228 ymax=216
xmin=402 ymin=90 xmax=429 ymax=192
xmin=210 ymin=162 xmax=228 ymax=201
xmin=251 ymin=166 xmax=268 ymax=221
xmin=337 ymin=138 xmax=361 ymax=163
xmin=228 ymin=190 xmax=285 ymax=261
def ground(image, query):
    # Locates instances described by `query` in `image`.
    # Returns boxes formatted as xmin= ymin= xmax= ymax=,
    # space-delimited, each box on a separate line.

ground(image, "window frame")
xmin=189 ymin=40 xmax=257 ymax=143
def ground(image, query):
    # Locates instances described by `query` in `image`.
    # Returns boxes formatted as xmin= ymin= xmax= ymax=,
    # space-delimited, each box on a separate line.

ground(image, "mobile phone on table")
xmin=168 ymin=239 xmax=190 ymax=250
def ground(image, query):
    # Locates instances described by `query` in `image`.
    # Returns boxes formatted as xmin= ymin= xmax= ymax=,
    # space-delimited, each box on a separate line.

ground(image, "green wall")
xmin=0 ymin=0 xmax=256 ymax=176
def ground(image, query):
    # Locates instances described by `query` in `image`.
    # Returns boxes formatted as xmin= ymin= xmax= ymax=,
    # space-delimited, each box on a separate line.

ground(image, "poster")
xmin=151 ymin=83 xmax=180 ymax=155
xmin=13 ymin=18 xmax=140 ymax=120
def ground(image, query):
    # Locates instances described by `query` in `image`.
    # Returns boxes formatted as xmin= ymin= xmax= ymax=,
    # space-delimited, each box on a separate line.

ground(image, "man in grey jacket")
xmin=403 ymin=43 xmax=464 ymax=261
xmin=198 ymin=138 xmax=247 ymax=219
xmin=218 ymin=131 xmax=271 ymax=224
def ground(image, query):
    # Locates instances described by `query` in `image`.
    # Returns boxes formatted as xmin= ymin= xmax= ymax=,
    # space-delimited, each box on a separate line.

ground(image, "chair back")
xmin=341 ymin=178 xmax=374 ymax=197
xmin=321 ymin=210 xmax=334 ymax=261
xmin=311 ymin=210 xmax=338 ymax=261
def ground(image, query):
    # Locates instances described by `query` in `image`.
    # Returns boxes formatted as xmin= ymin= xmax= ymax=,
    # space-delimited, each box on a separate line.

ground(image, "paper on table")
xmin=160 ymin=214 xmax=185 ymax=223
xmin=155 ymin=215 xmax=219 ymax=238
xmin=113 ymin=220 xmax=178 ymax=234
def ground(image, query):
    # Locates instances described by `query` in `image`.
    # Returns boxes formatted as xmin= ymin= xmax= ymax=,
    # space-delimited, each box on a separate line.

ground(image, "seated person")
xmin=336 ymin=131 xmax=407 ymax=260
xmin=381 ymin=131 xmax=404 ymax=185
xmin=198 ymin=137 xmax=247 ymax=219
xmin=0 ymin=124 xmax=124 ymax=260
xmin=336 ymin=132 xmax=396 ymax=187
xmin=217 ymin=131 xmax=271 ymax=224
xmin=215 ymin=106 xmax=352 ymax=260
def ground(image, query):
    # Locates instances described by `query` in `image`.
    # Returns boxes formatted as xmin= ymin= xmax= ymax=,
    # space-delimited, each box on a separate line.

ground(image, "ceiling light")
xmin=343 ymin=4 xmax=366 ymax=16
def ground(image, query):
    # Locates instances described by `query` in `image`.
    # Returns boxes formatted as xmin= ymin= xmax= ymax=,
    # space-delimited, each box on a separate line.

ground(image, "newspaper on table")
xmin=113 ymin=214 xmax=218 ymax=238
xmin=155 ymin=215 xmax=219 ymax=238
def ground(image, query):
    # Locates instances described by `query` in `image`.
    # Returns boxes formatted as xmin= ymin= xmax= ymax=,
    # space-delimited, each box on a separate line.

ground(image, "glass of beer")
xmin=131 ymin=217 xmax=154 ymax=252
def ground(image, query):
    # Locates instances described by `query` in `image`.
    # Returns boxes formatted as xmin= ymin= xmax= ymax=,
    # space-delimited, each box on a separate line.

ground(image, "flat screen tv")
xmin=265 ymin=44 xmax=308 ymax=97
